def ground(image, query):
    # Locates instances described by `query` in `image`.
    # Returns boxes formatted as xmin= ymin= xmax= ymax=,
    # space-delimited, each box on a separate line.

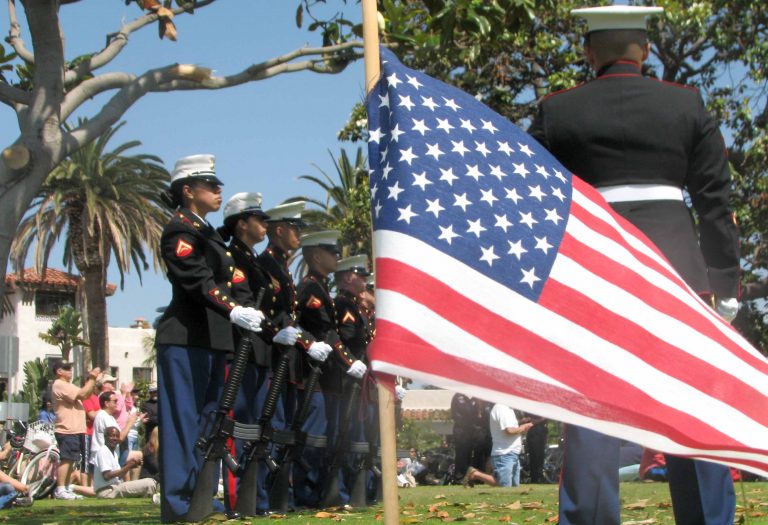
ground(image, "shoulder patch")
xmin=175 ymin=239 xmax=193 ymax=258
xmin=270 ymin=275 xmax=281 ymax=293
xmin=342 ymin=311 xmax=356 ymax=324
xmin=232 ymin=268 xmax=246 ymax=283
xmin=306 ymin=295 xmax=323 ymax=309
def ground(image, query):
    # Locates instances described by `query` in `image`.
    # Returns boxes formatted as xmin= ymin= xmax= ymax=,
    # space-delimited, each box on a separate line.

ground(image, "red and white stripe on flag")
xmin=371 ymin=177 xmax=768 ymax=476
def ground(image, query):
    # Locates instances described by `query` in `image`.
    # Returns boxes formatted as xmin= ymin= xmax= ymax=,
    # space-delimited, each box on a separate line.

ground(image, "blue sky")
xmin=0 ymin=1 xmax=366 ymax=327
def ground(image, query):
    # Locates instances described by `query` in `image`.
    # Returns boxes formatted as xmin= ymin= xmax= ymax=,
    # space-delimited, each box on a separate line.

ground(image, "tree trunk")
xmin=81 ymin=267 xmax=109 ymax=369
xmin=0 ymin=2 xmax=66 ymax=295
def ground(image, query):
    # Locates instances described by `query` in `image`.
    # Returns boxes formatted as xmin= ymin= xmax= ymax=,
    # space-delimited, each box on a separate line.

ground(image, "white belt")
xmin=598 ymin=184 xmax=684 ymax=203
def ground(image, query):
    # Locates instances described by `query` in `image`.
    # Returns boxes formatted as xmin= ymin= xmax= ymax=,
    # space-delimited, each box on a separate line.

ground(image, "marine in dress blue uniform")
xmin=155 ymin=155 xmax=266 ymax=523
xmin=293 ymin=230 xmax=342 ymax=507
xmin=327 ymin=255 xmax=372 ymax=505
xmin=528 ymin=7 xmax=740 ymax=525
xmin=256 ymin=203 xmax=333 ymax=511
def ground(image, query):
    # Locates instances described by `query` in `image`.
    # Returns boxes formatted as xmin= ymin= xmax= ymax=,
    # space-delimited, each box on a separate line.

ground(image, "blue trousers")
xmin=157 ymin=344 xmax=225 ymax=523
xmin=559 ymin=425 xmax=735 ymax=525
xmin=292 ymin=389 xmax=327 ymax=508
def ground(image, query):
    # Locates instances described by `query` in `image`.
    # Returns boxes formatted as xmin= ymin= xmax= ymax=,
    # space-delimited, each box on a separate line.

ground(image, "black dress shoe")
xmin=225 ymin=510 xmax=242 ymax=520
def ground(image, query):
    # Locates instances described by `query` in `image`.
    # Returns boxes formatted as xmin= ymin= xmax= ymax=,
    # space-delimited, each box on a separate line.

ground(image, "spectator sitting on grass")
xmin=0 ymin=469 xmax=30 ymax=508
xmin=93 ymin=426 xmax=157 ymax=499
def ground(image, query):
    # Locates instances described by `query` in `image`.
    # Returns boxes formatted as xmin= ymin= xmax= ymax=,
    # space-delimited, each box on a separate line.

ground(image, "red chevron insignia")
xmin=175 ymin=239 xmax=193 ymax=258
xmin=306 ymin=295 xmax=322 ymax=309
xmin=342 ymin=311 xmax=356 ymax=324
xmin=232 ymin=268 xmax=246 ymax=283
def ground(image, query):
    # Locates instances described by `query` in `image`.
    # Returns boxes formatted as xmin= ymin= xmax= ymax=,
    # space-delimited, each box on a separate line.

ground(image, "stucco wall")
xmin=0 ymin=291 xmax=155 ymax=393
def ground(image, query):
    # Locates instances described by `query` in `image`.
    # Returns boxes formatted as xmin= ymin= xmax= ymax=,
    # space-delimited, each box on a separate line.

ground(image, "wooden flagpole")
xmin=361 ymin=1 xmax=399 ymax=523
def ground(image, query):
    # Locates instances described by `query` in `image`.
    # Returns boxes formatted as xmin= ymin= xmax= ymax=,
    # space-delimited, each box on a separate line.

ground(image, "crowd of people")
xmin=0 ymin=368 xmax=161 ymax=509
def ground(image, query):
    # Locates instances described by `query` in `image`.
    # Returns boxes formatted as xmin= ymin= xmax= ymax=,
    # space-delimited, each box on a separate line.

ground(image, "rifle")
xmin=268 ymin=362 xmax=326 ymax=513
xmin=186 ymin=333 xmax=253 ymax=521
xmin=186 ymin=289 xmax=265 ymax=522
xmin=233 ymin=346 xmax=290 ymax=516
xmin=320 ymin=381 xmax=361 ymax=508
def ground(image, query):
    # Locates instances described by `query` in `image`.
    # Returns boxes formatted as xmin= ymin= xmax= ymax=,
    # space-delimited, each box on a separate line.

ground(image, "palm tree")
xmin=38 ymin=306 xmax=89 ymax=362
xmin=11 ymin=120 xmax=171 ymax=369
xmin=291 ymin=147 xmax=372 ymax=258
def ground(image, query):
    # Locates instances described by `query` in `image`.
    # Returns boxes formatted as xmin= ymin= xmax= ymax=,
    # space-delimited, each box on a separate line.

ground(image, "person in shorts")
xmin=52 ymin=360 xmax=100 ymax=500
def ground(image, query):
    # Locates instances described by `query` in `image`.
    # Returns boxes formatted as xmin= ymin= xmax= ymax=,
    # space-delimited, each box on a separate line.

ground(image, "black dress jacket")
xmin=528 ymin=60 xmax=739 ymax=297
xmin=156 ymin=208 xmax=249 ymax=352
xmin=228 ymin=237 xmax=276 ymax=367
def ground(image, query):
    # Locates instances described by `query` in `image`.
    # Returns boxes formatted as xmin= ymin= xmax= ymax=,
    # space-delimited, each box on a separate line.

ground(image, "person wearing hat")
xmin=51 ymin=360 xmax=101 ymax=500
xmin=292 ymin=230 xmax=345 ymax=507
xmin=325 ymin=254 xmax=374 ymax=504
xmin=257 ymin=202 xmax=333 ymax=430
xmin=528 ymin=6 xmax=738 ymax=525
xmin=216 ymin=192 xmax=322 ymax=515
xmin=155 ymin=154 xmax=267 ymax=522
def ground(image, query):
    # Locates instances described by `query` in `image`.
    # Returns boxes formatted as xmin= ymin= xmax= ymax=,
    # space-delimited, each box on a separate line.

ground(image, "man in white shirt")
xmin=91 ymin=391 xmax=140 ymax=467
xmin=93 ymin=427 xmax=157 ymax=498
xmin=463 ymin=403 xmax=533 ymax=487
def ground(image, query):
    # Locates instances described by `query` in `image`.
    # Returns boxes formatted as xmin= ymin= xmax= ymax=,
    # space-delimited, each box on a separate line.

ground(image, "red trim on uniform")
xmin=223 ymin=363 xmax=238 ymax=510
xmin=177 ymin=214 xmax=195 ymax=227
xmin=656 ymin=78 xmax=698 ymax=93
xmin=208 ymin=288 xmax=235 ymax=309
xmin=542 ymin=82 xmax=587 ymax=101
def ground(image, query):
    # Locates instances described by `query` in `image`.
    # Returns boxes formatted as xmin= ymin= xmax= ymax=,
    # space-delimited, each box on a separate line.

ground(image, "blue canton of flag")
xmin=366 ymin=48 xmax=571 ymax=301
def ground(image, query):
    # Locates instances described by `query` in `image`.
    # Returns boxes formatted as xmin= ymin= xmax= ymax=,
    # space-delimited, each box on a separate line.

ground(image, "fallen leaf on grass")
xmin=498 ymin=517 xmax=513 ymax=522
xmin=314 ymin=511 xmax=338 ymax=518
xmin=546 ymin=517 xmax=559 ymax=523
xmin=656 ymin=502 xmax=672 ymax=508
xmin=504 ymin=501 xmax=522 ymax=510
xmin=434 ymin=494 xmax=446 ymax=499
xmin=429 ymin=503 xmax=448 ymax=512
xmin=402 ymin=518 xmax=423 ymax=524
xmin=463 ymin=513 xmax=476 ymax=518
xmin=624 ymin=499 xmax=651 ymax=510
xmin=521 ymin=501 xmax=544 ymax=509
xmin=623 ymin=520 xmax=658 ymax=525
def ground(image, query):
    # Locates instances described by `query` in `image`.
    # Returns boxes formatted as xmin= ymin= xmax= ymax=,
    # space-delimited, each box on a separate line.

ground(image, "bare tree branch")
xmin=0 ymin=81 xmax=30 ymax=107
xmin=61 ymin=72 xmax=134 ymax=120
xmin=62 ymin=40 xmax=362 ymax=135
xmin=63 ymin=66 xmax=177 ymax=158
xmin=7 ymin=0 xmax=34 ymax=64
xmin=64 ymin=0 xmax=218 ymax=85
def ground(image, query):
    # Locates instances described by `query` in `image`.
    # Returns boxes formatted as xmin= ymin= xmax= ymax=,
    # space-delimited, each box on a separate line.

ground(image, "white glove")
xmin=347 ymin=360 xmax=367 ymax=379
xmin=273 ymin=326 xmax=300 ymax=346
xmin=229 ymin=305 xmax=264 ymax=332
xmin=307 ymin=341 xmax=332 ymax=362
xmin=395 ymin=385 xmax=407 ymax=401
xmin=715 ymin=297 xmax=739 ymax=323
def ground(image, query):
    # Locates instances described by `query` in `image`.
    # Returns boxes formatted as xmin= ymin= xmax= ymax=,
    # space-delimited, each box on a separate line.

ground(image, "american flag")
xmin=366 ymin=48 xmax=768 ymax=476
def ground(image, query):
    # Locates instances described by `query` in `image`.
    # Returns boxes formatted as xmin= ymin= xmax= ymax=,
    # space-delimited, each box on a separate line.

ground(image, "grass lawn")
xmin=4 ymin=482 xmax=768 ymax=524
